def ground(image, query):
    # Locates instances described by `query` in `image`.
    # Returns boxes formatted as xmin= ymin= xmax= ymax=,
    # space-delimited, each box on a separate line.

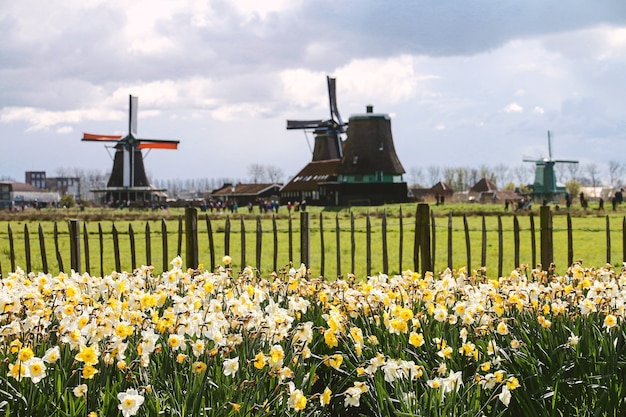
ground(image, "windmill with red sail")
xmin=82 ymin=95 xmax=180 ymax=204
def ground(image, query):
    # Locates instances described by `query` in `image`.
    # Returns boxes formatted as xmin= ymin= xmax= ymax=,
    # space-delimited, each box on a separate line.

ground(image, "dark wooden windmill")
xmin=281 ymin=76 xmax=408 ymax=206
xmin=82 ymin=95 xmax=180 ymax=204
xmin=287 ymin=76 xmax=346 ymax=161
xmin=337 ymin=104 xmax=408 ymax=205
xmin=524 ymin=131 xmax=578 ymax=203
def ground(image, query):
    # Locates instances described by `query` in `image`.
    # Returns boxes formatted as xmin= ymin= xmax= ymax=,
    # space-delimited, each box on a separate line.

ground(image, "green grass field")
xmin=0 ymin=202 xmax=624 ymax=278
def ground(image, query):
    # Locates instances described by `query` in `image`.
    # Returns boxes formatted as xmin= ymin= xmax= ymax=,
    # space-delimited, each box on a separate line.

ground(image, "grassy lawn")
xmin=0 ymin=202 xmax=624 ymax=278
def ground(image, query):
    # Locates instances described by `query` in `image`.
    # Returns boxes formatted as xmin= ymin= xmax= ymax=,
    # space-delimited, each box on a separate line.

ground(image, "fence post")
xmin=185 ymin=207 xmax=198 ymax=269
xmin=540 ymin=205 xmax=553 ymax=270
xmin=417 ymin=203 xmax=432 ymax=276
xmin=69 ymin=219 xmax=81 ymax=273
xmin=300 ymin=211 xmax=310 ymax=267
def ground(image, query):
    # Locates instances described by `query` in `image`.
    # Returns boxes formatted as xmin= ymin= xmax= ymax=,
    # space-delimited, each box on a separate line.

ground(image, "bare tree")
xmin=409 ymin=166 xmax=424 ymax=187
xmin=585 ymin=163 xmax=602 ymax=188
xmin=513 ymin=164 xmax=534 ymax=186
xmin=247 ymin=164 xmax=267 ymax=183
xmin=566 ymin=162 xmax=581 ymax=182
xmin=443 ymin=167 xmax=456 ymax=188
xmin=427 ymin=166 xmax=441 ymax=186
xmin=608 ymin=160 xmax=624 ymax=188
xmin=266 ymin=165 xmax=285 ymax=183
xmin=492 ymin=164 xmax=510 ymax=188
xmin=454 ymin=167 xmax=469 ymax=191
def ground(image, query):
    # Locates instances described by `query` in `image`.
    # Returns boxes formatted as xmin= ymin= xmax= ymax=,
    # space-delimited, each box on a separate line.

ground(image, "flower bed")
xmin=1 ymin=258 xmax=625 ymax=416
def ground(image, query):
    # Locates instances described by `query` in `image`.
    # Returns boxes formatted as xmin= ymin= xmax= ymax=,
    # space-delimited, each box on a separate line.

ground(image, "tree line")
xmin=10 ymin=160 xmax=623 ymax=203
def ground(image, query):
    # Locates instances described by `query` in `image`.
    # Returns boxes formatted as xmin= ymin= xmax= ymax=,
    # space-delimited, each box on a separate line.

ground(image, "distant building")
xmin=25 ymin=171 xmax=80 ymax=200
xmin=212 ymin=183 xmax=282 ymax=207
xmin=427 ymin=181 xmax=454 ymax=201
xmin=280 ymin=160 xmax=341 ymax=206
xmin=468 ymin=178 xmax=523 ymax=203
xmin=0 ymin=181 xmax=61 ymax=209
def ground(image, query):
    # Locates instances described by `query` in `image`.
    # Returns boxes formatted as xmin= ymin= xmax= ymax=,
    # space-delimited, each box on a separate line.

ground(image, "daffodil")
xmin=223 ymin=357 xmax=239 ymax=377
xmin=117 ymin=388 xmax=145 ymax=417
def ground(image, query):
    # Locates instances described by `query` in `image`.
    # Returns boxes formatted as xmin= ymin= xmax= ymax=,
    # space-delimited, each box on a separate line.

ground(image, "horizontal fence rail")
xmin=1 ymin=203 xmax=626 ymax=278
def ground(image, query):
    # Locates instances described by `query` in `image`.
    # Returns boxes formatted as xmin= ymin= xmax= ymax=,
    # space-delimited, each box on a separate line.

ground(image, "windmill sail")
xmin=82 ymin=95 xmax=180 ymax=202
xmin=286 ymin=76 xmax=346 ymax=161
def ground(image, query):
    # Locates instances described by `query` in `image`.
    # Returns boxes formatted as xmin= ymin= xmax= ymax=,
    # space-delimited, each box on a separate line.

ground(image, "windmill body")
xmin=82 ymin=96 xmax=180 ymax=204
xmin=524 ymin=131 xmax=578 ymax=203
xmin=283 ymin=77 xmax=408 ymax=206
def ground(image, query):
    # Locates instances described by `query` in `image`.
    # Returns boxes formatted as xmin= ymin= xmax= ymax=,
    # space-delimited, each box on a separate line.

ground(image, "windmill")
xmin=281 ymin=75 xmax=408 ymax=206
xmin=523 ymin=131 xmax=578 ymax=203
xmin=82 ymin=95 xmax=180 ymax=204
xmin=287 ymin=76 xmax=346 ymax=161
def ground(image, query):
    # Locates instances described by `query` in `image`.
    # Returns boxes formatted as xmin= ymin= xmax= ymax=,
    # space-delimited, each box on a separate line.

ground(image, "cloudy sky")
xmin=2 ymin=0 xmax=626 ymax=187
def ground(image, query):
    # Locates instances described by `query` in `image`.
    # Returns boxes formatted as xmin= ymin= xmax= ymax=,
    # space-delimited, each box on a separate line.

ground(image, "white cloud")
xmin=533 ymin=106 xmax=545 ymax=114
xmin=503 ymin=103 xmax=524 ymax=113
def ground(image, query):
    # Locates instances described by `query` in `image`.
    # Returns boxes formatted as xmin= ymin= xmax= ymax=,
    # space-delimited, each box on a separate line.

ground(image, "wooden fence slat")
xmin=417 ymin=203 xmax=431 ymax=276
xmin=38 ymin=224 xmax=48 ymax=274
xmin=24 ymin=224 xmax=31 ymax=273
xmin=366 ymin=212 xmax=371 ymax=277
xmin=288 ymin=213 xmax=293 ymax=263
xmin=351 ymin=212 xmax=356 ymax=274
xmin=256 ymin=215 xmax=262 ymax=273
xmin=447 ymin=213 xmax=453 ymax=269
xmin=481 ymin=216 xmax=487 ymax=267
xmin=112 ymin=223 xmax=121 ymax=273
xmin=463 ymin=214 xmax=471 ymax=273
xmin=69 ymin=220 xmax=80 ymax=273
xmin=398 ymin=207 xmax=403 ymax=274
xmin=414 ymin=205 xmax=420 ymax=273
xmin=272 ymin=215 xmax=278 ymax=273
xmin=382 ymin=209 xmax=388 ymax=275
xmin=54 ymin=222 xmax=63 ymax=272
xmin=177 ymin=215 xmax=183 ymax=257
xmin=98 ymin=223 xmax=104 ymax=277
xmin=185 ymin=207 xmax=198 ymax=269
xmin=540 ymin=206 xmax=553 ymax=270
xmin=129 ymin=224 xmax=136 ymax=271
xmin=567 ymin=214 xmax=573 ymax=267
xmin=145 ymin=222 xmax=152 ymax=268
xmin=240 ymin=216 xmax=246 ymax=268
xmin=8 ymin=224 xmax=15 ymax=272
xmin=530 ymin=213 xmax=537 ymax=268
xmin=224 ymin=216 xmax=231 ymax=257
xmin=430 ymin=210 xmax=436 ymax=270
xmin=336 ymin=214 xmax=341 ymax=277
xmin=623 ymin=217 xmax=626 ymax=263
xmin=513 ymin=215 xmax=520 ymax=268
xmin=498 ymin=215 xmax=503 ymax=278
xmin=83 ymin=222 xmax=90 ymax=275
xmin=319 ymin=213 xmax=325 ymax=277
xmin=606 ymin=215 xmax=611 ymax=264
xmin=161 ymin=219 xmax=168 ymax=272
xmin=205 ymin=215 xmax=215 ymax=272
xmin=300 ymin=212 xmax=310 ymax=267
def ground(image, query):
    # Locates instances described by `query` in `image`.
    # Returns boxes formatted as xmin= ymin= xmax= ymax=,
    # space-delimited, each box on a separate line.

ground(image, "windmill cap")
xmin=349 ymin=105 xmax=389 ymax=120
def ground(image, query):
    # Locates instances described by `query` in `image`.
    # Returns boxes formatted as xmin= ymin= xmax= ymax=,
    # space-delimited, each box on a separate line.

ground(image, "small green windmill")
xmin=523 ymin=131 xmax=578 ymax=203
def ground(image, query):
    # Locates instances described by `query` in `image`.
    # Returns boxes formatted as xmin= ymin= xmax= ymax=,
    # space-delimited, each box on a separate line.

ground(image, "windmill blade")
xmin=129 ymin=95 xmax=138 ymax=136
xmin=287 ymin=120 xmax=324 ymax=130
xmin=82 ymin=133 xmax=123 ymax=142
xmin=138 ymin=141 xmax=179 ymax=150
xmin=327 ymin=76 xmax=344 ymax=129
xmin=554 ymin=160 xmax=579 ymax=164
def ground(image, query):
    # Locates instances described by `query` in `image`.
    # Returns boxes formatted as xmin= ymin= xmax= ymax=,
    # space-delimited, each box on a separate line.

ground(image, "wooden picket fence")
xmin=1 ymin=204 xmax=625 ymax=278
